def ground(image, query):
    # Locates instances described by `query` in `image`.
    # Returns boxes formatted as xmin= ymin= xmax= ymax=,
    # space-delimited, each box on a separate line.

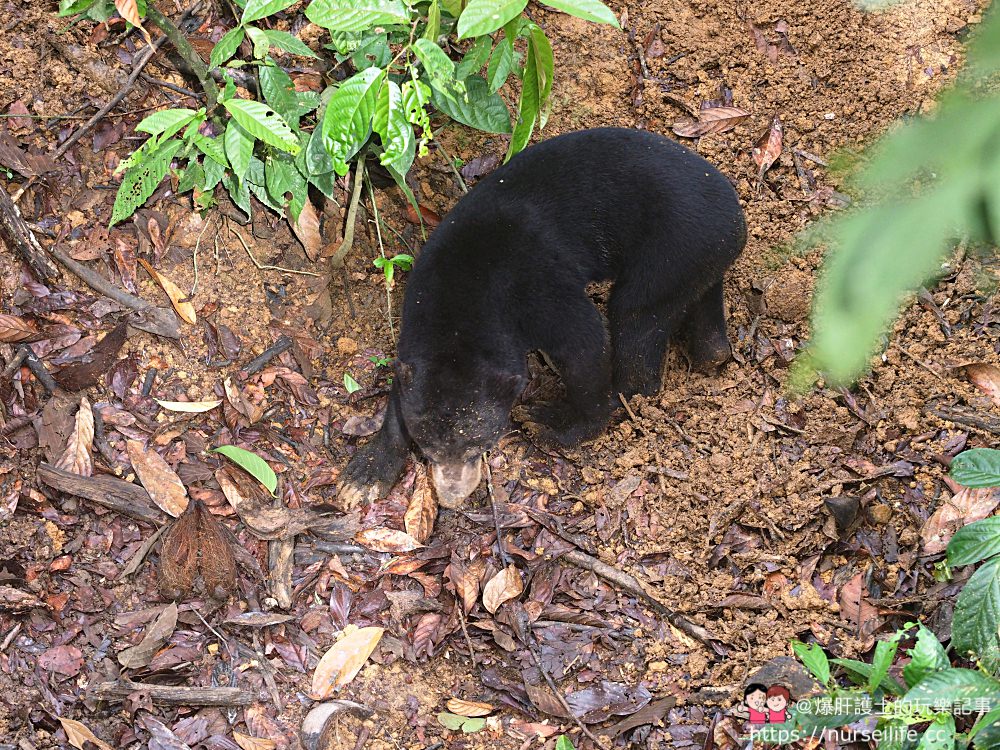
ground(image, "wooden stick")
xmin=38 ymin=464 xmax=166 ymax=526
xmin=0 ymin=183 xmax=60 ymax=281
xmin=17 ymin=345 xmax=59 ymax=394
xmin=90 ymin=679 xmax=251 ymax=706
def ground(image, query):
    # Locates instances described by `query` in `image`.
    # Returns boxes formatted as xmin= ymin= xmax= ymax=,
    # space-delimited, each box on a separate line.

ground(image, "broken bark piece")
xmin=0 ymin=185 xmax=60 ymax=282
xmin=38 ymin=463 xmax=166 ymax=525
xmin=90 ymin=680 xmax=251 ymax=706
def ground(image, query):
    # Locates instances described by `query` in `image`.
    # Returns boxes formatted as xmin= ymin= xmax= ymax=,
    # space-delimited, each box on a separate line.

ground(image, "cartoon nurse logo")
xmin=743 ymin=683 xmax=769 ymax=725
xmin=742 ymin=682 xmax=791 ymax=727
xmin=766 ymin=684 xmax=790 ymax=724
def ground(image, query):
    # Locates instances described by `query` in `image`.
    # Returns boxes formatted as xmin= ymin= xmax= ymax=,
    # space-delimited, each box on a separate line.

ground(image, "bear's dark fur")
xmin=338 ymin=127 xmax=746 ymax=508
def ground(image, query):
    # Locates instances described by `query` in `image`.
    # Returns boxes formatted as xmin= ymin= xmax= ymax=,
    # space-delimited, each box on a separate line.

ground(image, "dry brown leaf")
xmin=154 ymin=398 xmax=222 ymax=413
xmin=355 ymin=527 xmax=423 ymax=553
xmin=117 ymin=602 xmax=178 ymax=668
xmin=292 ymin=200 xmax=322 ymax=260
xmin=446 ymin=698 xmax=493 ymax=717
xmin=54 ymin=396 xmax=94 ymax=477
xmin=752 ymin=114 xmax=783 ymax=179
xmin=127 ymin=439 xmax=189 ymax=516
xmin=921 ymin=485 xmax=1000 ymax=555
xmin=114 ymin=0 xmax=153 ymax=45
xmin=312 ymin=626 xmax=385 ymax=698
xmin=404 ymin=464 xmax=437 ymax=544
xmin=837 ymin=572 xmax=881 ymax=649
xmin=138 ymin=257 xmax=196 ymax=324
xmin=233 ymin=732 xmax=277 ymax=750
xmin=0 ymin=584 xmax=50 ymax=612
xmin=672 ymin=107 xmax=750 ymax=138
xmin=482 ymin=564 xmax=523 ymax=614
xmin=216 ymin=467 xmax=293 ymax=539
xmin=965 ymin=363 xmax=1000 ymax=407
xmin=0 ymin=313 xmax=40 ymax=342
xmin=58 ymin=717 xmax=114 ymax=750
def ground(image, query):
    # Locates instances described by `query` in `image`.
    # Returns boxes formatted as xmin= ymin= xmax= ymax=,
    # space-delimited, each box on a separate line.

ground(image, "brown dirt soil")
xmin=1 ymin=0 xmax=998 ymax=748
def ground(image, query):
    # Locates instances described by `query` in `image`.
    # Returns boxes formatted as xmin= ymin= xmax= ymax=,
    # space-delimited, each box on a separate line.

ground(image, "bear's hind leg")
xmin=678 ymin=281 xmax=732 ymax=368
xmin=527 ymin=298 xmax=613 ymax=446
xmin=337 ymin=382 xmax=411 ymax=506
xmin=609 ymin=293 xmax=674 ymax=398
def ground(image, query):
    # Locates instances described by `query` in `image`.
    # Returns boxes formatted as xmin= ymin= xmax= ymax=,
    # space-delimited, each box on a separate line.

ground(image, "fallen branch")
xmin=561 ymin=548 xmax=722 ymax=650
xmin=0 ymin=183 xmax=60 ymax=281
xmin=47 ymin=246 xmax=181 ymax=339
xmin=38 ymin=463 xmax=167 ymax=526
xmin=242 ymin=335 xmax=292 ymax=376
xmin=91 ymin=680 xmax=251 ymax=706
xmin=926 ymin=403 xmax=1000 ymax=436
xmin=17 ymin=345 xmax=59 ymax=394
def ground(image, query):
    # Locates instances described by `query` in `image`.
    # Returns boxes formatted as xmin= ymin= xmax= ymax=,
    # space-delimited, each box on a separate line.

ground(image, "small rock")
xmin=869 ymin=504 xmax=893 ymax=525
xmin=337 ymin=337 xmax=359 ymax=354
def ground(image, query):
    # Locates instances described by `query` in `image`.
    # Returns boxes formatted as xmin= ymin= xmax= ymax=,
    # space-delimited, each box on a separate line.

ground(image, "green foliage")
xmin=436 ymin=711 xmax=486 ymax=733
xmin=211 ymin=445 xmax=278 ymax=494
xmin=374 ymin=253 xmax=414 ymax=285
xmin=62 ymin=0 xmax=617 ymax=229
xmin=771 ymin=621 xmax=1000 ymax=748
xmin=950 ymin=449 xmax=1000 ymax=489
xmin=555 ymin=737 xmax=576 ymax=750
xmin=343 ymin=372 xmax=361 ymax=394
xmin=798 ymin=7 xmax=1000 ymax=385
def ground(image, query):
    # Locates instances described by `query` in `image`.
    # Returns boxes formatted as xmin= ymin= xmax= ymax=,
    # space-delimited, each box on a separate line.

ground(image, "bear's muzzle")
xmin=430 ymin=459 xmax=482 ymax=508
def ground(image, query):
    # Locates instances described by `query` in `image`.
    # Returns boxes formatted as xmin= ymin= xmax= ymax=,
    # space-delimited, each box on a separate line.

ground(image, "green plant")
xmin=343 ymin=372 xmax=362 ymax=394
xmin=58 ymin=0 xmax=619 ymax=230
xmin=211 ymin=444 xmax=278 ymax=494
xmin=369 ymin=354 xmax=394 ymax=367
xmin=759 ymin=448 xmax=1000 ymax=747
xmin=374 ymin=253 xmax=414 ymax=286
xmin=794 ymin=3 xmax=1000 ymax=386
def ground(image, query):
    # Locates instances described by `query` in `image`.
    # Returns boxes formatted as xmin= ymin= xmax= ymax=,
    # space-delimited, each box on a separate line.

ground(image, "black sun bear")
xmin=338 ymin=127 xmax=746 ymax=508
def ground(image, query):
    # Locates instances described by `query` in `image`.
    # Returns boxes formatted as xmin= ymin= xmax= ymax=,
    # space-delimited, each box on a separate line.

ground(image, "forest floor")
xmin=1 ymin=0 xmax=999 ymax=748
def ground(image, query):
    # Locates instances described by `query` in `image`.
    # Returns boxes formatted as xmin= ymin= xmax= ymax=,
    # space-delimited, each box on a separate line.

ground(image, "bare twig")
xmin=241 ymin=335 xmax=293 ymax=376
xmin=483 ymin=457 xmax=512 ymax=568
xmin=17 ymin=345 xmax=58 ymax=394
xmin=1 ymin=348 xmax=28 ymax=380
xmin=330 ymin=155 xmax=367 ymax=269
xmin=455 ymin=593 xmax=477 ymax=669
xmin=91 ymin=680 xmax=251 ymax=706
xmin=561 ymin=548 xmax=720 ymax=649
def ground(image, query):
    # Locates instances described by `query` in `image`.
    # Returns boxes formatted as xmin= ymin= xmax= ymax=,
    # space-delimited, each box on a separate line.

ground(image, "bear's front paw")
xmin=522 ymin=402 xmax=598 ymax=448
xmin=336 ymin=444 xmax=406 ymax=508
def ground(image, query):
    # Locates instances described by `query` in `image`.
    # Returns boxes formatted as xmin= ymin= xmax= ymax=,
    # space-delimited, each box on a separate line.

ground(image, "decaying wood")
xmin=0 ymin=185 xmax=60 ymax=282
xmin=38 ymin=463 xmax=166 ymax=526
xmin=90 ymin=679 xmax=251 ymax=706
xmin=926 ymin=403 xmax=1000 ymax=435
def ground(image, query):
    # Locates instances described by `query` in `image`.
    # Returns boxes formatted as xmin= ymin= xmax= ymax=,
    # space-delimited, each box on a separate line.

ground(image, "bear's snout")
xmin=431 ymin=460 xmax=482 ymax=508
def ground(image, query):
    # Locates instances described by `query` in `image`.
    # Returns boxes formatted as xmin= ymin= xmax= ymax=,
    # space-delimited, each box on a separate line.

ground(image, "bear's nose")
xmin=430 ymin=459 xmax=482 ymax=508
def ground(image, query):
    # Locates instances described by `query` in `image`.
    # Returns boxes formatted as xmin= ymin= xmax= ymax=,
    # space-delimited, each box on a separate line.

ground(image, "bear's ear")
xmin=393 ymin=359 xmax=414 ymax=386
xmin=491 ymin=371 xmax=527 ymax=396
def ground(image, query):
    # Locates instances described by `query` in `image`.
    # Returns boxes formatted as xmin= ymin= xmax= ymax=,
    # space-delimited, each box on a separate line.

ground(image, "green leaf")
xmin=455 ymin=36 xmax=493 ymax=79
xmin=244 ymin=25 xmax=272 ymax=59
xmin=901 ymin=668 xmax=1000 ymax=709
xmin=136 ymin=108 xmax=199 ymax=137
xmin=344 ymin=373 xmax=361 ymax=394
xmin=373 ymin=80 xmax=416 ymax=176
xmin=241 ymin=0 xmax=295 ymax=24
xmin=222 ymin=173 xmax=252 ymax=219
xmin=792 ymin=641 xmax=830 ymax=686
xmin=261 ymin=29 xmax=317 ymax=57
xmin=952 ymin=556 xmax=1000 ymax=670
xmin=224 ymin=120 xmax=255 ymax=180
xmin=260 ymin=65 xmax=300 ymax=124
xmin=306 ymin=0 xmax=408 ymax=32
xmin=110 ymin=139 xmax=183 ymax=226
xmin=948 ymin=517 xmax=1000 ymax=568
xmin=321 ymin=67 xmax=384 ymax=174
xmin=869 ymin=638 xmax=901 ymax=695
xmin=59 ymin=0 xmax=96 ymax=16
xmin=211 ymin=445 xmax=278 ymax=494
xmin=423 ymin=0 xmax=440 ymax=41
xmin=304 ymin=126 xmax=335 ymax=176
xmin=461 ymin=717 xmax=485 ymax=733
xmin=970 ymin=706 xmax=1000 ymax=743
xmin=412 ymin=38 xmax=465 ymax=103
xmin=950 ymin=449 xmax=1000 ymax=489
xmin=539 ymin=0 xmax=619 ymax=26
xmin=432 ymin=75 xmax=510 ymax=134
xmin=437 ymin=712 xmax=464 ymax=731
xmin=916 ymin=714 xmax=956 ymax=750
xmin=555 ymin=737 xmax=576 ymax=750
xmin=487 ymin=36 xmax=516 ymax=92
xmin=202 ymin=156 xmax=226 ymax=190
xmin=903 ymin=624 xmax=951 ymax=688
xmin=456 ymin=0 xmax=528 ymax=38
xmin=527 ymin=24 xmax=553 ymax=128
xmin=441 ymin=0 xmax=463 ymax=17
xmin=177 ymin=160 xmax=204 ymax=194
xmin=210 ymin=26 xmax=245 ymax=68
xmin=193 ymin=134 xmax=228 ymax=167
xmin=264 ymin=153 xmax=307 ymax=219
xmin=505 ymin=27 xmax=539 ymax=160
xmin=830 ymin=658 xmax=907 ymax=697
xmin=402 ymin=78 xmax=432 ymax=153
xmin=223 ymin=98 xmax=300 ymax=154
xmin=246 ymin=156 xmax=284 ymax=212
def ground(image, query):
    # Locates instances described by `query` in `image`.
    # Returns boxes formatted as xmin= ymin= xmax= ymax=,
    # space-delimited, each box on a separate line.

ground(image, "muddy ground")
xmin=1 ymin=0 xmax=998 ymax=748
